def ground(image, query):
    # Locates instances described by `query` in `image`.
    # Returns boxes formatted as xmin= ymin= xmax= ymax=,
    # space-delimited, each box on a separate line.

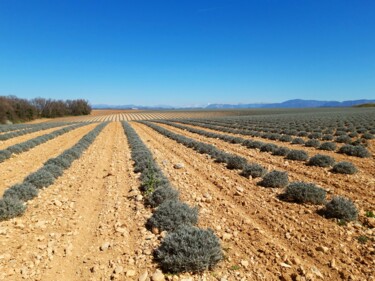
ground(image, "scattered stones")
xmin=136 ymin=194 xmax=143 ymax=201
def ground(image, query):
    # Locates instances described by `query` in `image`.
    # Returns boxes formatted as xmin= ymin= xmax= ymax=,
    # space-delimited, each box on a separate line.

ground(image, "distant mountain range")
xmin=93 ymin=99 xmax=375 ymax=110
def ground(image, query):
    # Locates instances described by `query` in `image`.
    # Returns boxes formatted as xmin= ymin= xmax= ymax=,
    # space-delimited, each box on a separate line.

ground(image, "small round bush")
xmin=335 ymin=135 xmax=352 ymax=144
xmin=260 ymin=143 xmax=278 ymax=153
xmin=332 ymin=161 xmax=358 ymax=174
xmin=0 ymin=197 xmax=26 ymax=221
xmin=146 ymin=200 xmax=198 ymax=232
xmin=362 ymin=133 xmax=374 ymax=140
xmin=272 ymin=146 xmax=290 ymax=156
xmin=308 ymin=154 xmax=335 ymax=167
xmin=3 ymin=183 xmax=38 ymax=201
xmin=226 ymin=155 xmax=247 ymax=170
xmin=323 ymin=196 xmax=358 ymax=221
xmin=0 ymin=150 xmax=11 ymax=162
xmin=146 ymin=185 xmax=180 ymax=208
xmin=308 ymin=132 xmax=322 ymax=139
xmin=286 ymin=150 xmax=309 ymax=161
xmin=339 ymin=145 xmax=371 ymax=158
xmin=44 ymin=164 xmax=64 ymax=178
xmin=279 ymin=135 xmax=292 ymax=142
xmin=7 ymin=144 xmax=24 ymax=154
xmin=154 ymin=226 xmax=223 ymax=273
xmin=240 ymin=163 xmax=267 ymax=178
xmin=25 ymin=169 xmax=55 ymax=189
xmin=319 ymin=142 xmax=337 ymax=151
xmin=259 ymin=170 xmax=288 ymax=188
xmin=281 ymin=182 xmax=326 ymax=204
xmin=322 ymin=134 xmax=334 ymax=141
xmin=243 ymin=140 xmax=263 ymax=149
xmin=291 ymin=138 xmax=305 ymax=145
xmin=305 ymin=139 xmax=320 ymax=148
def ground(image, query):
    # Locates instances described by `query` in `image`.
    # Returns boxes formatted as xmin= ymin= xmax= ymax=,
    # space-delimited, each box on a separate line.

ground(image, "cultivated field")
xmin=0 ymin=108 xmax=374 ymax=281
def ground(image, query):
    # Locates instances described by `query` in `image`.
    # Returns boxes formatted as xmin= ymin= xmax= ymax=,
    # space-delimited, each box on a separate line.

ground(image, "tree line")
xmin=0 ymin=95 xmax=92 ymax=124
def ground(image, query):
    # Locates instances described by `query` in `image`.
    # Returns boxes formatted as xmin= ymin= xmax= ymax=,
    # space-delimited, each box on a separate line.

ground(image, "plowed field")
xmin=0 ymin=113 xmax=374 ymax=280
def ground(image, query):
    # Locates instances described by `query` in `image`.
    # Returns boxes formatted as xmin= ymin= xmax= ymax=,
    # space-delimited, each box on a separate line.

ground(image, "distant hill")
xmin=93 ymin=99 xmax=375 ymax=110
xmin=206 ymin=99 xmax=375 ymax=109
xmin=354 ymin=103 xmax=375 ymax=107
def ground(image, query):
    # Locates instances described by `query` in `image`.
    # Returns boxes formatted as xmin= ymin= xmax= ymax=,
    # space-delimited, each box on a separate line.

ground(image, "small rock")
xmin=316 ymin=246 xmax=329 ymax=253
xmin=311 ymin=266 xmax=324 ymax=279
xmin=280 ymin=262 xmax=292 ymax=268
xmin=152 ymin=227 xmax=159 ymax=235
xmin=136 ymin=195 xmax=143 ymax=201
xmin=114 ymin=266 xmax=124 ymax=274
xmin=139 ymin=270 xmax=148 ymax=281
xmin=222 ymin=233 xmax=232 ymax=240
xmin=236 ymin=186 xmax=244 ymax=193
xmin=151 ymin=269 xmax=165 ymax=281
xmin=53 ymin=199 xmax=62 ymax=207
xmin=240 ymin=260 xmax=249 ymax=267
xmin=126 ymin=269 xmax=136 ymax=276
xmin=173 ymin=163 xmax=184 ymax=169
xmin=100 ymin=242 xmax=110 ymax=251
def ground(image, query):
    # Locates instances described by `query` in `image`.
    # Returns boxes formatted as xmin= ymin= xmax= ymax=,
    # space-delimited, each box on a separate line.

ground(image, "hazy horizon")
xmin=1 ymin=1 xmax=374 ymax=106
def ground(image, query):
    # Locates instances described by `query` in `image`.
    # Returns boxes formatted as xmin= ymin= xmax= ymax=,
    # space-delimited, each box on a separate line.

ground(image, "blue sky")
xmin=0 ymin=0 xmax=374 ymax=106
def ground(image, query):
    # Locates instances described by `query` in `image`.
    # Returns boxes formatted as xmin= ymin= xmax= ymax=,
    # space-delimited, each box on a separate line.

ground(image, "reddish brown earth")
xmin=0 ymin=121 xmax=373 ymax=281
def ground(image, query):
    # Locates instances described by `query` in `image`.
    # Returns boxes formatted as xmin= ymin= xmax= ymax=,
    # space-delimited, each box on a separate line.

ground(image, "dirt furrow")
xmin=177 ymin=122 xmax=375 ymax=174
xmin=133 ymin=122 xmax=374 ymax=280
xmin=0 ymin=123 xmax=97 ymax=196
xmin=0 ymin=124 xmax=69 ymax=150
xmin=159 ymin=122 xmax=375 ymax=209
xmin=0 ymin=122 xmax=151 ymax=280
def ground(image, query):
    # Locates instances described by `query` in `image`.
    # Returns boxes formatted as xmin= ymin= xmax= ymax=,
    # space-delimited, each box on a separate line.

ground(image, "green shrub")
xmin=272 ymin=147 xmax=290 ymax=156
xmin=0 ymin=150 xmax=11 ymax=162
xmin=146 ymin=185 xmax=180 ymax=208
xmin=259 ymin=170 xmax=288 ymax=188
xmin=305 ymin=139 xmax=320 ymax=148
xmin=146 ymin=200 xmax=198 ymax=232
xmin=240 ymin=163 xmax=267 ymax=178
xmin=279 ymin=135 xmax=292 ymax=142
xmin=291 ymin=138 xmax=305 ymax=145
xmin=308 ymin=154 xmax=335 ymax=167
xmin=0 ymin=197 xmax=26 ymax=221
xmin=323 ymin=196 xmax=358 ymax=221
xmin=319 ymin=142 xmax=337 ymax=151
xmin=260 ymin=143 xmax=278 ymax=153
xmin=339 ymin=145 xmax=371 ymax=158
xmin=332 ymin=161 xmax=358 ymax=174
xmin=24 ymin=169 xmax=55 ymax=189
xmin=281 ymin=182 xmax=326 ymax=204
xmin=335 ymin=135 xmax=352 ymax=144
xmin=3 ymin=183 xmax=38 ymax=201
xmin=44 ymin=164 xmax=64 ymax=178
xmin=286 ymin=150 xmax=309 ymax=161
xmin=226 ymin=155 xmax=247 ymax=170
xmin=154 ymin=226 xmax=223 ymax=273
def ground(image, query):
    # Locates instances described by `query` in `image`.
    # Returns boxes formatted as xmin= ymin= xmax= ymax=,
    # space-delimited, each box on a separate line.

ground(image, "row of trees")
xmin=0 ymin=96 xmax=91 ymax=124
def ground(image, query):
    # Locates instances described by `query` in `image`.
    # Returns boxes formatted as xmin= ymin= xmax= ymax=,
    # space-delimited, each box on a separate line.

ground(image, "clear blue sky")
xmin=0 ymin=0 xmax=374 ymax=106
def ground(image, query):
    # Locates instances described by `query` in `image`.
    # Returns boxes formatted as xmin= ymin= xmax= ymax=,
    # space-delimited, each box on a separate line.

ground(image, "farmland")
xmin=0 ymin=108 xmax=374 ymax=281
